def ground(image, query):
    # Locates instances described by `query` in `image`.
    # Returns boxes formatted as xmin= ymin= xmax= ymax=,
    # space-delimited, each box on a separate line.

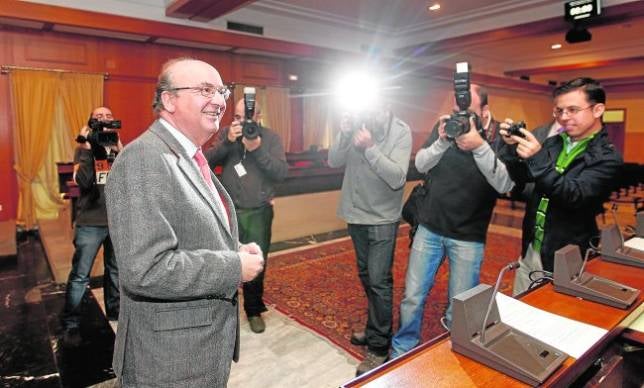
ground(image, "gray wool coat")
xmin=105 ymin=120 xmax=241 ymax=388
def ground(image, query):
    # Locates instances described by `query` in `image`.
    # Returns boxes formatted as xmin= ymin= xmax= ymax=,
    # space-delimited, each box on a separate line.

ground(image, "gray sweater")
xmin=328 ymin=116 xmax=412 ymax=225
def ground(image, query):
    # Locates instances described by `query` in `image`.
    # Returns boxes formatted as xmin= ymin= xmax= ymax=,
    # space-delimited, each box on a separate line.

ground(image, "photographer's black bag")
xmin=402 ymin=177 xmax=429 ymax=241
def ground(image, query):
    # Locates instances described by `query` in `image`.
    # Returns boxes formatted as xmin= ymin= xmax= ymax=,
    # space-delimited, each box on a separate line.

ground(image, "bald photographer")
xmin=62 ymin=106 xmax=123 ymax=346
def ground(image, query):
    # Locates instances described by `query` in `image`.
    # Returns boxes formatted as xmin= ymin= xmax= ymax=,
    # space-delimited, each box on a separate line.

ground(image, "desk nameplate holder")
xmin=554 ymin=244 xmax=640 ymax=309
xmin=451 ymin=284 xmax=567 ymax=386
xmin=599 ymin=224 xmax=644 ymax=268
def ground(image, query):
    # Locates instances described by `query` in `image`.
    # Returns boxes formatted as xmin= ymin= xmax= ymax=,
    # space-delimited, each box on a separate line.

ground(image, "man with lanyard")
xmin=500 ymin=77 xmax=623 ymax=295
xmin=205 ymin=98 xmax=288 ymax=333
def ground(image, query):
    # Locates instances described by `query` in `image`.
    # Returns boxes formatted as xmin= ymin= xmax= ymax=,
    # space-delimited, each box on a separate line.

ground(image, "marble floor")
xmin=0 ymin=234 xmax=116 ymax=388
xmin=91 ymin=288 xmax=360 ymax=388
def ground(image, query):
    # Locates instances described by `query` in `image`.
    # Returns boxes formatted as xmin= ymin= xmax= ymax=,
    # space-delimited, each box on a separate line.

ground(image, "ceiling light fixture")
xmin=428 ymin=4 xmax=441 ymax=12
xmin=551 ymin=43 xmax=562 ymax=49
xmin=288 ymin=74 xmax=298 ymax=81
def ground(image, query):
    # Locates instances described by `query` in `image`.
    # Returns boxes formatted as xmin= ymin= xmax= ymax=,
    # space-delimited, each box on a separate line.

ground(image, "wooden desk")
xmin=343 ymin=258 xmax=643 ymax=388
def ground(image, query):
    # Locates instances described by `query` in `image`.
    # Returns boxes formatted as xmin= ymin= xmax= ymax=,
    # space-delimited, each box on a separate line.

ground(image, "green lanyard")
xmin=532 ymin=133 xmax=595 ymax=253
xmin=555 ymin=133 xmax=595 ymax=173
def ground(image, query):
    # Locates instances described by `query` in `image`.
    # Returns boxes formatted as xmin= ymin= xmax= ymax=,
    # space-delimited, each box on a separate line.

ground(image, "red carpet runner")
xmin=264 ymin=227 xmax=521 ymax=359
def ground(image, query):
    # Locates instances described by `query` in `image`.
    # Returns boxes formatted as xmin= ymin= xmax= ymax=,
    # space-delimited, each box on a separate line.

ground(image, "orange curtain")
xmin=10 ymin=70 xmax=59 ymax=229
xmin=60 ymin=72 xmax=103 ymax=140
xmin=263 ymin=87 xmax=291 ymax=151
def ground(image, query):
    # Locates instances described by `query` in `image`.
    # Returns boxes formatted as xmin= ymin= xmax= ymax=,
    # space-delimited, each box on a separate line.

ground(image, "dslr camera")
xmin=444 ymin=62 xmax=482 ymax=140
xmin=241 ymin=87 xmax=261 ymax=140
xmin=76 ymin=118 xmax=121 ymax=147
xmin=505 ymin=120 xmax=527 ymax=138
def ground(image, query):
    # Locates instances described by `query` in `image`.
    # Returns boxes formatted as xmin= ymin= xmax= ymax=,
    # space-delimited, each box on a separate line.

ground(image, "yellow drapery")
xmin=264 ymin=87 xmax=291 ymax=151
xmin=10 ymin=69 xmax=103 ymax=228
xmin=10 ymin=70 xmax=58 ymax=229
xmin=303 ymin=95 xmax=334 ymax=149
xmin=60 ymin=72 xmax=104 ymax=140
xmin=32 ymin=100 xmax=73 ymax=220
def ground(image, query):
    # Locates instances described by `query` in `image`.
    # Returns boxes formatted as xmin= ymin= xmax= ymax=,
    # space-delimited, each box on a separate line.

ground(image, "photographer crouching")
xmin=391 ymin=63 xmax=514 ymax=360
xmin=62 ymin=106 xmax=123 ymax=347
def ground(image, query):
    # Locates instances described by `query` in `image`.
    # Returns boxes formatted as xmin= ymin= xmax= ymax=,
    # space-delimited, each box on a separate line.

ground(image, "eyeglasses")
xmin=168 ymin=85 xmax=231 ymax=101
xmin=553 ymin=105 xmax=595 ymax=118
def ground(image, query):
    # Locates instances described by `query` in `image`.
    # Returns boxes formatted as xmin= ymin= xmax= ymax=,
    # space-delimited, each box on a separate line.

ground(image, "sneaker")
xmin=440 ymin=316 xmax=450 ymax=332
xmin=350 ymin=331 xmax=367 ymax=346
xmin=248 ymin=315 xmax=265 ymax=333
xmin=356 ymin=351 xmax=388 ymax=376
xmin=62 ymin=328 xmax=82 ymax=347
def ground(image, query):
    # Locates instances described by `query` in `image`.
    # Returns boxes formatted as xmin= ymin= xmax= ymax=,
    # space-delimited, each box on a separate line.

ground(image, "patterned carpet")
xmin=264 ymin=226 xmax=522 ymax=360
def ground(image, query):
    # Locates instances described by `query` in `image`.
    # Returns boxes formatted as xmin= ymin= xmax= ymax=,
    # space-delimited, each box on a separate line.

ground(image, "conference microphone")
xmin=480 ymin=261 xmax=520 ymax=345
xmin=611 ymin=203 xmax=625 ymax=248
xmin=575 ymin=248 xmax=594 ymax=281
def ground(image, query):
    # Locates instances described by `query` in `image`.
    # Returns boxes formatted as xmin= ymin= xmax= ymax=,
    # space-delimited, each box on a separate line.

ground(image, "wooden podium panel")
xmin=343 ymin=259 xmax=644 ymax=388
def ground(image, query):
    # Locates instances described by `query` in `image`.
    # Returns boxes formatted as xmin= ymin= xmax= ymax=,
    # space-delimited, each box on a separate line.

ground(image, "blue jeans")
xmin=391 ymin=225 xmax=484 ymax=358
xmin=63 ymin=225 xmax=120 ymax=329
xmin=348 ymin=222 xmax=399 ymax=356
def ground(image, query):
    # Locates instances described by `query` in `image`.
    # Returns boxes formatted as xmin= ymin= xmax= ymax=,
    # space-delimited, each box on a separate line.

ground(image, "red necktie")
xmin=194 ymin=149 xmax=230 ymax=226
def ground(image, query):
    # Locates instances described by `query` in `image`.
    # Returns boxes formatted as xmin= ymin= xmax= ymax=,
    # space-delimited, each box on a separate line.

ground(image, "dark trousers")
xmin=237 ymin=205 xmax=274 ymax=317
xmin=63 ymin=225 xmax=120 ymax=329
xmin=348 ymin=222 xmax=398 ymax=355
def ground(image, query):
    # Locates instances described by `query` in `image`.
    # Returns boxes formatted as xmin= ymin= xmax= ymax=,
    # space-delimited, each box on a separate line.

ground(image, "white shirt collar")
xmin=159 ymin=118 xmax=199 ymax=158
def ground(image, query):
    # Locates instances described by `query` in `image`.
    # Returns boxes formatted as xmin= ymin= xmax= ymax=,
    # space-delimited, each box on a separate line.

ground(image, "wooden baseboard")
xmin=0 ymin=219 xmax=17 ymax=259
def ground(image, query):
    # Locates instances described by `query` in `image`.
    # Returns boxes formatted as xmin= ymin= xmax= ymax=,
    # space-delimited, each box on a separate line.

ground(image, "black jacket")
xmin=501 ymin=127 xmax=623 ymax=271
xmin=205 ymin=126 xmax=288 ymax=209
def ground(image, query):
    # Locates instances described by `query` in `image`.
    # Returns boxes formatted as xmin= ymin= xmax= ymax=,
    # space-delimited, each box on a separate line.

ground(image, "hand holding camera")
xmin=78 ymin=126 xmax=92 ymax=150
xmin=437 ymin=114 xmax=451 ymax=140
xmin=228 ymin=120 xmax=243 ymax=142
xmin=352 ymin=127 xmax=374 ymax=150
xmin=76 ymin=118 xmax=121 ymax=148
xmin=499 ymin=119 xmax=541 ymax=159
xmin=242 ymin=135 xmax=262 ymax=152
xmin=455 ymin=117 xmax=485 ymax=151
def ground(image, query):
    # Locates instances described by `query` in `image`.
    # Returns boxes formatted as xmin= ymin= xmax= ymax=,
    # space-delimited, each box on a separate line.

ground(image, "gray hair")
xmin=152 ymin=57 xmax=197 ymax=114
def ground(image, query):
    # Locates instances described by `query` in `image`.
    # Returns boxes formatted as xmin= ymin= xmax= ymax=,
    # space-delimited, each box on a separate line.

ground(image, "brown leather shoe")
xmin=356 ymin=351 xmax=388 ymax=376
xmin=350 ymin=331 xmax=367 ymax=346
xmin=62 ymin=328 xmax=82 ymax=347
xmin=248 ymin=315 xmax=265 ymax=333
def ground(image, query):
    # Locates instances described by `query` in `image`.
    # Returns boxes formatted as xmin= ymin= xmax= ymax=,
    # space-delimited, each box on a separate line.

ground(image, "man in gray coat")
xmin=105 ymin=57 xmax=264 ymax=387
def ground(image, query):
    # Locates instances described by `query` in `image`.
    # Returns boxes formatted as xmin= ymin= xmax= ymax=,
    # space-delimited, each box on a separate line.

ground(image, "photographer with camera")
xmin=390 ymin=70 xmax=514 ymax=359
xmin=205 ymin=91 xmax=288 ymax=334
xmin=499 ymin=78 xmax=622 ymax=295
xmin=328 ymin=104 xmax=412 ymax=375
xmin=62 ymin=106 xmax=123 ymax=347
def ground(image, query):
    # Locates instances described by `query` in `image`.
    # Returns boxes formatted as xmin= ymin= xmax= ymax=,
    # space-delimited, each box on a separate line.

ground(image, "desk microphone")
xmin=611 ymin=203 xmax=625 ymax=248
xmin=575 ymin=248 xmax=594 ymax=281
xmin=480 ymin=261 xmax=520 ymax=345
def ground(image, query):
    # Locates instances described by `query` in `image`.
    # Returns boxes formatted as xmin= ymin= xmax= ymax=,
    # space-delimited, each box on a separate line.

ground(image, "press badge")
xmin=95 ymin=160 xmax=110 ymax=185
xmin=234 ymin=162 xmax=247 ymax=177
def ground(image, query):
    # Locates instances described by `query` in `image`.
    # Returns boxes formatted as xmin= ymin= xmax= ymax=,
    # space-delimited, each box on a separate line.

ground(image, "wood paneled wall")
xmin=0 ymin=28 xmax=290 ymax=222
xmin=1 ymin=27 xmax=643 ymax=222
